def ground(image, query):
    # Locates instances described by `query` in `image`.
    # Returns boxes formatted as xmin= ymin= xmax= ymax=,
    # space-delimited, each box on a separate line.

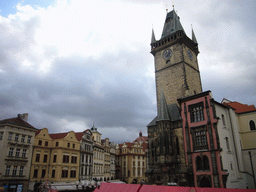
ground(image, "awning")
xmin=94 ymin=183 xmax=256 ymax=192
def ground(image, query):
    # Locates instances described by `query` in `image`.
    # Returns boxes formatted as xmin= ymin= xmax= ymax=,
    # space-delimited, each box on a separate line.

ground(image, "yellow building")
xmin=116 ymin=132 xmax=148 ymax=184
xmin=30 ymin=128 xmax=80 ymax=187
xmin=0 ymin=113 xmax=37 ymax=192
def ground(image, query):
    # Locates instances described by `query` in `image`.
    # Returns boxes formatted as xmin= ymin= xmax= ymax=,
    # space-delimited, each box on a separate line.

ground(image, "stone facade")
xmin=147 ymin=9 xmax=202 ymax=186
xmin=79 ymin=129 xmax=93 ymax=180
xmin=0 ymin=114 xmax=37 ymax=192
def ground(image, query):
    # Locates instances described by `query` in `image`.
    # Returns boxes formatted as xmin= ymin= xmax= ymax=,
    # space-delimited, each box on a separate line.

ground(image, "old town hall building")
xmin=146 ymin=8 xmax=255 ymax=189
xmin=147 ymin=8 xmax=202 ymax=186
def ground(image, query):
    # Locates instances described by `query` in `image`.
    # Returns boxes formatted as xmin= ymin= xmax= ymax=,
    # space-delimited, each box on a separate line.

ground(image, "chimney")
xmin=139 ymin=131 xmax=142 ymax=137
xmin=18 ymin=113 xmax=28 ymax=122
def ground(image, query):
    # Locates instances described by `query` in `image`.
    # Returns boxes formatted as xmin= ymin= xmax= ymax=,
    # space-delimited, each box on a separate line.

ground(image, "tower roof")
xmin=158 ymin=90 xmax=170 ymax=121
xmin=151 ymin=28 xmax=156 ymax=44
xmin=192 ymin=28 xmax=198 ymax=44
xmin=161 ymin=9 xmax=185 ymax=39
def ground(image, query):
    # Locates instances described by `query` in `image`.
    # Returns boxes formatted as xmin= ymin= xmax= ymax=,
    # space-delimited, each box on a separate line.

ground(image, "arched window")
xmin=196 ymin=156 xmax=202 ymax=171
xmin=202 ymin=155 xmax=210 ymax=170
xmin=249 ymin=120 xmax=256 ymax=131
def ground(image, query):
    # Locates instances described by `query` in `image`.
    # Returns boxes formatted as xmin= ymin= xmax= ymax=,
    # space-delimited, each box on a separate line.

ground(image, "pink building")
xmin=178 ymin=91 xmax=228 ymax=188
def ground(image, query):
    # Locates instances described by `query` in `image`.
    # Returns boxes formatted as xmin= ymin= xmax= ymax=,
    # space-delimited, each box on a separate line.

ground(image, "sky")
xmin=0 ymin=0 xmax=255 ymax=143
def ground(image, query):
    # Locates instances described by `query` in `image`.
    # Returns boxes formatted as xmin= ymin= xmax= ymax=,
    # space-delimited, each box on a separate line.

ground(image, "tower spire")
xmin=191 ymin=25 xmax=198 ymax=44
xmin=151 ymin=28 xmax=156 ymax=44
xmin=161 ymin=8 xmax=185 ymax=39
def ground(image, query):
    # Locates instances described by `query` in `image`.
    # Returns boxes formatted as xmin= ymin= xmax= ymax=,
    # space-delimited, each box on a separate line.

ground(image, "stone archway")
xmin=199 ymin=176 xmax=211 ymax=188
xmin=132 ymin=179 xmax=137 ymax=184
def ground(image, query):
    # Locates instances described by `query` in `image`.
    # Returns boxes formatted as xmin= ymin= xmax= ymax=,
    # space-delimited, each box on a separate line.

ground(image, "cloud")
xmin=0 ymin=0 xmax=255 ymax=143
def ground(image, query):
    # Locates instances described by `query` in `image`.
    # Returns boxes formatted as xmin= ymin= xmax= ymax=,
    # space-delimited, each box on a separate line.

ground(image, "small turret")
xmin=192 ymin=28 xmax=198 ymax=44
xmin=151 ymin=28 xmax=156 ymax=44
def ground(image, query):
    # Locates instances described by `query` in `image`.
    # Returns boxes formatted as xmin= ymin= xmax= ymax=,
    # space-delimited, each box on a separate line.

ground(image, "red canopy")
xmin=94 ymin=183 xmax=256 ymax=192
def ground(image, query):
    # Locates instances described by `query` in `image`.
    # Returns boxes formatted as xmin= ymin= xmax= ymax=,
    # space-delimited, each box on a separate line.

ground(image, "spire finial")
xmin=166 ymin=4 xmax=168 ymax=13
xmin=172 ymin=0 xmax=174 ymax=10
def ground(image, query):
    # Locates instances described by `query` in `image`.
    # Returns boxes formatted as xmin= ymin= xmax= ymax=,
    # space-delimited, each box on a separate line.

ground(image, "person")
xmin=2 ymin=183 xmax=8 ymax=192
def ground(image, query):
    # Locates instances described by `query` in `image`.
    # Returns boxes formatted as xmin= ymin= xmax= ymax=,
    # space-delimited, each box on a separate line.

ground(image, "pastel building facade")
xmin=179 ymin=91 xmax=228 ymax=188
xmin=0 ymin=114 xmax=37 ymax=192
xmin=29 ymin=128 xmax=80 ymax=186
xmin=116 ymin=132 xmax=148 ymax=184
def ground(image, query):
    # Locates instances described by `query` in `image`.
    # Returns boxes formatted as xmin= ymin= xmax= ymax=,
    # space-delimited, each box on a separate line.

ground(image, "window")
xmin=36 ymin=154 xmax=40 ymax=162
xmin=33 ymin=169 xmax=38 ymax=178
xmin=70 ymin=170 xmax=76 ymax=178
xmin=16 ymin=148 xmax=20 ymax=157
xmin=73 ymin=143 xmax=75 ymax=148
xmin=71 ymin=156 xmax=77 ymax=164
xmin=250 ymin=120 xmax=256 ymax=131
xmin=67 ymin=143 xmax=70 ymax=147
xmin=63 ymin=155 xmax=69 ymax=163
xmin=8 ymin=148 xmax=14 ymax=156
xmin=41 ymin=169 xmax=46 ymax=178
xmin=222 ymin=114 xmax=226 ymax=126
xmin=62 ymin=170 xmax=68 ymax=178
xmin=19 ymin=166 xmax=24 ymax=176
xmin=22 ymin=149 xmax=26 ymax=158
xmin=196 ymin=155 xmax=210 ymax=171
xmin=0 ymin=132 xmax=3 ymax=140
xmin=56 ymin=142 xmax=59 ymax=147
xmin=45 ymin=141 xmax=48 ymax=146
xmin=12 ymin=166 xmax=17 ymax=176
xmin=52 ymin=170 xmax=55 ymax=178
xmin=189 ymin=103 xmax=204 ymax=122
xmin=43 ymin=154 xmax=48 ymax=163
xmin=15 ymin=134 xmax=19 ymax=141
xmin=38 ymin=140 xmax=42 ymax=145
xmin=5 ymin=165 xmax=11 ymax=175
xmin=8 ymin=132 xmax=13 ymax=140
xmin=27 ymin=136 xmax=31 ymax=143
xmin=21 ymin=135 xmax=25 ymax=142
xmin=225 ymin=137 xmax=230 ymax=152
xmin=53 ymin=155 xmax=57 ymax=163
xmin=196 ymin=156 xmax=202 ymax=171
xmin=195 ymin=131 xmax=207 ymax=146
xmin=202 ymin=155 xmax=210 ymax=170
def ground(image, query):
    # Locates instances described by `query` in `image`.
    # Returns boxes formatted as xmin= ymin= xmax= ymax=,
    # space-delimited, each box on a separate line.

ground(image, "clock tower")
xmin=151 ymin=9 xmax=202 ymax=108
xmin=147 ymin=8 xmax=202 ymax=186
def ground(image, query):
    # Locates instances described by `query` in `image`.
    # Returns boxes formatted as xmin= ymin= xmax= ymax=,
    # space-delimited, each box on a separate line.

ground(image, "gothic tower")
xmin=151 ymin=9 xmax=202 ymax=108
xmin=147 ymin=8 xmax=202 ymax=186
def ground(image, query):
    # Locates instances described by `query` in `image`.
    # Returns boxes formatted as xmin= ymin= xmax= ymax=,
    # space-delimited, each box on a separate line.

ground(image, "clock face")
xmin=187 ymin=49 xmax=193 ymax=60
xmin=163 ymin=49 xmax=172 ymax=60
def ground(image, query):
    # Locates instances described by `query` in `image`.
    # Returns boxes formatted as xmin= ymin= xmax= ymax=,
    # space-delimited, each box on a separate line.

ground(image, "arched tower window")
xmin=202 ymin=155 xmax=210 ymax=170
xmin=249 ymin=120 xmax=256 ymax=131
xmin=196 ymin=156 xmax=202 ymax=171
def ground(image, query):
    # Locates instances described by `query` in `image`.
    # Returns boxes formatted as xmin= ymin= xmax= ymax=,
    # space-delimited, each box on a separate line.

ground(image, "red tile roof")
xmin=35 ymin=129 xmax=42 ymax=135
xmin=223 ymin=101 xmax=256 ymax=114
xmin=0 ymin=117 xmax=36 ymax=129
xmin=49 ymin=132 xmax=68 ymax=139
xmin=132 ymin=136 xmax=148 ymax=144
xmin=75 ymin=132 xmax=84 ymax=141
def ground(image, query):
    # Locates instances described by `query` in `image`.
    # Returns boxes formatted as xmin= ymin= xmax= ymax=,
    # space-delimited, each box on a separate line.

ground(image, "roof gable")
xmin=223 ymin=101 xmax=256 ymax=114
xmin=0 ymin=117 xmax=36 ymax=130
